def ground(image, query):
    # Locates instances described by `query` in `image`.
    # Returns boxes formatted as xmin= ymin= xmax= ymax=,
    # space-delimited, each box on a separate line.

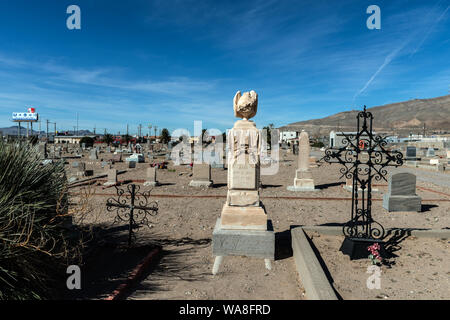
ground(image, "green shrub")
xmin=312 ymin=141 xmax=325 ymax=148
xmin=0 ymin=141 xmax=80 ymax=300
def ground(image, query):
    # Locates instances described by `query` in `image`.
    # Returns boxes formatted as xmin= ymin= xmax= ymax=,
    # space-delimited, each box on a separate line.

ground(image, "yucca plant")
xmin=0 ymin=140 xmax=81 ymax=300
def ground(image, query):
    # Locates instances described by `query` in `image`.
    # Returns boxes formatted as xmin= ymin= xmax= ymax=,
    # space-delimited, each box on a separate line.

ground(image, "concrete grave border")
xmin=291 ymin=227 xmax=338 ymax=300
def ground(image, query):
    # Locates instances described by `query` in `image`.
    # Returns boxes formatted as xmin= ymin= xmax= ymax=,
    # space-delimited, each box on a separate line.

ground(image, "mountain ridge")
xmin=280 ymin=94 xmax=450 ymax=136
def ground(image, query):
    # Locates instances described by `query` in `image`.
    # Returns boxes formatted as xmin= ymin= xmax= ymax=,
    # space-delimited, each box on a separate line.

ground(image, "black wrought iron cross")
xmin=321 ymin=106 xmax=403 ymax=258
xmin=106 ymin=184 xmax=158 ymax=247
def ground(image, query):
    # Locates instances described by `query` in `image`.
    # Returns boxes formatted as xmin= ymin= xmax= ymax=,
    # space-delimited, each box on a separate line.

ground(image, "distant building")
xmin=279 ymin=131 xmax=298 ymax=143
xmin=329 ymin=131 xmax=377 ymax=148
xmin=54 ymin=135 xmax=94 ymax=144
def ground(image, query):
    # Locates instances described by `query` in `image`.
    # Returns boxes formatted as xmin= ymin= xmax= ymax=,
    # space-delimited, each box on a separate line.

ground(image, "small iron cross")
xmin=106 ymin=184 xmax=158 ymax=247
xmin=321 ymin=106 xmax=403 ymax=241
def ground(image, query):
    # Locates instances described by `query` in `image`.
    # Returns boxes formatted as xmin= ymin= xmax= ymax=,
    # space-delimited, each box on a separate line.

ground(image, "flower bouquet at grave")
xmin=368 ymin=243 xmax=382 ymax=265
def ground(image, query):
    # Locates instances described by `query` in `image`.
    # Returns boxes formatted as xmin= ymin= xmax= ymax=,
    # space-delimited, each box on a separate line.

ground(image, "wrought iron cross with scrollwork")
xmin=322 ymin=106 xmax=403 ymax=241
xmin=106 ymin=184 xmax=158 ymax=247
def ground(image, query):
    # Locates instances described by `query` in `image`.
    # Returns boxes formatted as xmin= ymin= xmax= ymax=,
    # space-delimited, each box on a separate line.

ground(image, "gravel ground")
xmin=66 ymin=150 xmax=450 ymax=300
xmin=309 ymin=233 xmax=450 ymax=300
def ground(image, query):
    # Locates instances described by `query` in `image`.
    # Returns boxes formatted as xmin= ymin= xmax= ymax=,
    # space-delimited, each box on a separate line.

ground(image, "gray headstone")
xmin=38 ymin=142 xmax=47 ymax=159
xmin=426 ymin=148 xmax=435 ymax=157
xmin=388 ymin=172 xmax=416 ymax=196
xmin=212 ymin=218 xmax=274 ymax=259
xmin=193 ymin=163 xmax=211 ymax=181
xmin=128 ymin=161 xmax=136 ymax=168
xmin=406 ymin=146 xmax=417 ymax=159
xmin=89 ymin=149 xmax=98 ymax=160
xmin=383 ymin=172 xmax=421 ymax=212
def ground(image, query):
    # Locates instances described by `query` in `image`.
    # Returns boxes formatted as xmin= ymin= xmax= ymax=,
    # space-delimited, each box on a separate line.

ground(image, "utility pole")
xmin=154 ymin=125 xmax=158 ymax=141
xmin=54 ymin=122 xmax=57 ymax=138
xmin=76 ymin=113 xmax=79 ymax=136
xmin=46 ymin=119 xmax=49 ymax=140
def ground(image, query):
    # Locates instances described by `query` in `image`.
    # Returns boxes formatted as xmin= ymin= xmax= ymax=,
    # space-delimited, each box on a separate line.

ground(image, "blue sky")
xmin=0 ymin=0 xmax=449 ymax=135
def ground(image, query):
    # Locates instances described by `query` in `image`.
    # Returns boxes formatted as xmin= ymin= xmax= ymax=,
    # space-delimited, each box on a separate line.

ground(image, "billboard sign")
xmin=12 ymin=112 xmax=39 ymax=122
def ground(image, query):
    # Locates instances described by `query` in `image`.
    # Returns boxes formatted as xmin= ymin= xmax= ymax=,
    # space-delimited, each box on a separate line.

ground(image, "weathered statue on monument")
xmin=212 ymin=90 xmax=274 ymax=275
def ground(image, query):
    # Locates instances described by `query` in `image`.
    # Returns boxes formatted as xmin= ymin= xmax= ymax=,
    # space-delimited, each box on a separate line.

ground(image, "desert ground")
xmin=66 ymin=150 xmax=450 ymax=300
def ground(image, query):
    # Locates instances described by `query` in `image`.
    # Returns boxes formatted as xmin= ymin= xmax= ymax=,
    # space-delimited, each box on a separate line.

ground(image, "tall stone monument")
xmin=287 ymin=130 xmax=316 ymax=191
xmin=212 ymin=90 xmax=274 ymax=275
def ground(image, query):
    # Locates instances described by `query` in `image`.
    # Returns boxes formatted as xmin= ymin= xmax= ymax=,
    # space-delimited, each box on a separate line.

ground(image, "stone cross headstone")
xmin=382 ymin=172 xmax=421 ymax=212
xmin=212 ymin=90 xmax=274 ymax=275
xmin=287 ymin=130 xmax=316 ymax=191
xmin=189 ymin=164 xmax=213 ymax=187
xmin=144 ymin=167 xmax=159 ymax=187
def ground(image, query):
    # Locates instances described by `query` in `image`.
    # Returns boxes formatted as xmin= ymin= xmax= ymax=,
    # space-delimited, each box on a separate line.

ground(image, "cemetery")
xmin=2 ymin=90 xmax=448 ymax=301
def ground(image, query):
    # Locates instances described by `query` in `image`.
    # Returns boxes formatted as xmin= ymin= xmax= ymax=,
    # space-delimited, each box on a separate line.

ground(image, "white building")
xmin=329 ymin=131 xmax=377 ymax=148
xmin=279 ymin=131 xmax=298 ymax=143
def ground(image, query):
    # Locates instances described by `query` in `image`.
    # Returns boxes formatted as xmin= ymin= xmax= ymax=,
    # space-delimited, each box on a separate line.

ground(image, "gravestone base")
xmin=405 ymin=160 xmax=418 ymax=167
xmin=382 ymin=194 xmax=422 ymax=212
xmin=212 ymin=218 xmax=274 ymax=274
xmin=287 ymin=178 xmax=317 ymax=191
xmin=144 ymin=181 xmax=159 ymax=187
xmin=287 ymin=169 xmax=316 ymax=191
xmin=342 ymin=185 xmax=379 ymax=193
xmin=287 ymin=184 xmax=318 ymax=192
xmin=220 ymin=204 xmax=267 ymax=230
xmin=340 ymin=237 xmax=387 ymax=260
xmin=68 ymin=177 xmax=78 ymax=183
xmin=103 ymin=181 xmax=116 ymax=186
xmin=189 ymin=180 xmax=213 ymax=188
